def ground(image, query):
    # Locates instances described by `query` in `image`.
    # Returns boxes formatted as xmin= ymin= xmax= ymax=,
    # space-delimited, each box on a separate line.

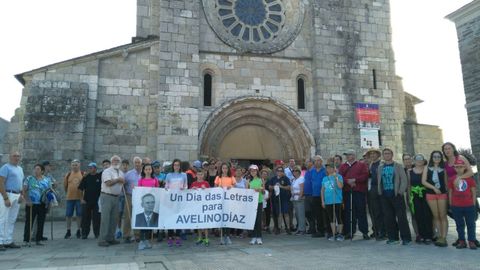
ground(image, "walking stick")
xmin=51 ymin=204 xmax=54 ymax=240
xmin=350 ymin=189 xmax=353 ymax=242
xmin=29 ymin=205 xmax=33 ymax=247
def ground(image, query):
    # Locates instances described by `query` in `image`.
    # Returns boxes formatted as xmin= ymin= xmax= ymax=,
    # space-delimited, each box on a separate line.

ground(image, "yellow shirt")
xmin=64 ymin=171 xmax=83 ymax=200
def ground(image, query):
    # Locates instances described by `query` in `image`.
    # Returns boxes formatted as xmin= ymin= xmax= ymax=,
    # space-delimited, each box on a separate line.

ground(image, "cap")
xmin=249 ymin=164 xmax=259 ymax=170
xmin=193 ymin=160 xmax=202 ymax=169
xmin=87 ymin=162 xmax=97 ymax=168
xmin=414 ymin=154 xmax=425 ymax=161
xmin=274 ymin=160 xmax=284 ymax=166
xmin=41 ymin=161 xmax=50 ymax=166
xmin=71 ymin=159 xmax=80 ymax=164
xmin=202 ymin=161 xmax=209 ymax=166
xmin=162 ymin=161 xmax=172 ymax=167
xmin=454 ymin=159 xmax=465 ymax=166
xmin=343 ymin=149 xmax=356 ymax=156
xmin=152 ymin=160 xmax=161 ymax=167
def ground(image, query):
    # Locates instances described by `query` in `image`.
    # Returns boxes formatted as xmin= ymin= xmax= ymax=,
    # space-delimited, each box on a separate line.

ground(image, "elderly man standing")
xmin=122 ymin=156 xmax=142 ymax=243
xmin=310 ymin=155 xmax=327 ymax=238
xmin=339 ymin=149 xmax=370 ymax=240
xmin=98 ymin=155 xmax=125 ymax=247
xmin=0 ymin=151 xmax=24 ymax=250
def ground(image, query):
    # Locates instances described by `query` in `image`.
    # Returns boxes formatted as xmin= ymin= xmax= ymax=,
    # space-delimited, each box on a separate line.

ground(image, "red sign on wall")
xmin=355 ymin=103 xmax=380 ymax=129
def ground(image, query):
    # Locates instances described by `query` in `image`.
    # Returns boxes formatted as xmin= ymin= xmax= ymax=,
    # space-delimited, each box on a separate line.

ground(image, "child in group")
xmin=233 ymin=167 xmax=248 ymax=238
xmin=165 ymin=159 xmax=188 ymax=247
xmin=137 ymin=163 xmax=159 ymax=250
xmin=448 ymin=159 xmax=477 ymax=249
xmin=248 ymin=164 xmax=265 ymax=245
xmin=214 ymin=163 xmax=236 ymax=245
xmin=321 ymin=162 xmax=344 ymax=241
xmin=190 ymin=170 xmax=211 ymax=246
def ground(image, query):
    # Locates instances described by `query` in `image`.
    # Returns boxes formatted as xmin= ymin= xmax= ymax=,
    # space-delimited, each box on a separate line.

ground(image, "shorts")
xmin=65 ymin=200 xmax=82 ymax=217
xmin=426 ymin=193 xmax=448 ymax=201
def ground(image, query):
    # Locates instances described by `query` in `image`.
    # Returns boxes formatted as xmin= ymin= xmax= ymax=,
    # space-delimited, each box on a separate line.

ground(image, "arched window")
xmin=297 ymin=77 xmax=305 ymax=109
xmin=203 ymin=73 xmax=212 ymax=107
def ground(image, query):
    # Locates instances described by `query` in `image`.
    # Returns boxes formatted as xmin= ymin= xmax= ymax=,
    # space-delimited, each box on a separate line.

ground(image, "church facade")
xmin=3 ymin=0 xmax=442 ymax=170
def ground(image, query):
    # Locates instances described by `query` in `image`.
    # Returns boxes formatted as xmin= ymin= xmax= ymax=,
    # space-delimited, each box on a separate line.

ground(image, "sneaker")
xmin=196 ymin=238 xmax=203 ymax=245
xmin=257 ymin=238 xmax=263 ymax=245
xmin=250 ymin=238 xmax=257 ymax=245
xmin=115 ymin=230 xmax=122 ymax=239
xmin=138 ymin=240 xmax=146 ymax=250
xmin=434 ymin=238 xmax=448 ymax=247
xmin=423 ymin=239 xmax=433 ymax=245
xmin=76 ymin=230 xmax=81 ymax=239
xmin=167 ymin=238 xmax=173 ymax=247
xmin=452 ymin=239 xmax=459 ymax=246
xmin=225 ymin=236 xmax=232 ymax=245
xmin=335 ymin=234 xmax=345 ymax=241
xmin=328 ymin=236 xmax=335 ymax=241
xmin=145 ymin=240 xmax=152 ymax=249
xmin=363 ymin=234 xmax=371 ymax=240
xmin=64 ymin=230 xmax=71 ymax=239
xmin=175 ymin=238 xmax=182 ymax=247
xmin=386 ymin=239 xmax=399 ymax=245
xmin=402 ymin=240 xmax=412 ymax=246
xmin=4 ymin=243 xmax=21 ymax=249
xmin=295 ymin=231 xmax=305 ymax=236
xmin=204 ymin=238 xmax=210 ymax=247
xmin=456 ymin=240 xmax=467 ymax=249
xmin=468 ymin=241 xmax=477 ymax=250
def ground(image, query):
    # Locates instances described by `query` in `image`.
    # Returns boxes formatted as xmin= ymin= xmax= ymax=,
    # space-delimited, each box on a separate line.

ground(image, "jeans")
xmin=0 ymin=193 xmax=20 ymax=245
xmin=451 ymin=206 xmax=477 ymax=241
xmin=65 ymin=200 xmax=82 ymax=217
xmin=293 ymin=200 xmax=306 ymax=232
xmin=311 ymin=196 xmax=326 ymax=234
xmin=368 ymin=188 xmax=385 ymax=237
xmin=81 ymin=203 xmax=100 ymax=237
xmin=23 ymin=204 xmax=47 ymax=242
xmin=253 ymin=203 xmax=263 ymax=238
xmin=381 ymin=195 xmax=412 ymax=241
xmin=343 ymin=191 xmax=368 ymax=236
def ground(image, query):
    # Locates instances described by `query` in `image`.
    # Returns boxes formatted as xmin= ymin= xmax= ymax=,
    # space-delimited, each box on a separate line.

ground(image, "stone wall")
xmin=310 ymin=0 xmax=405 ymax=158
xmin=404 ymin=122 xmax=444 ymax=157
xmin=449 ymin=4 xmax=480 ymax=165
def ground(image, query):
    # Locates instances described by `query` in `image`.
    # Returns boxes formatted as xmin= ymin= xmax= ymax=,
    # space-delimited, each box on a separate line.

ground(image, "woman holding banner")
xmin=165 ymin=159 xmax=188 ymax=247
xmin=249 ymin=165 xmax=265 ymax=245
xmin=137 ymin=163 xmax=159 ymax=250
xmin=214 ymin=163 xmax=236 ymax=245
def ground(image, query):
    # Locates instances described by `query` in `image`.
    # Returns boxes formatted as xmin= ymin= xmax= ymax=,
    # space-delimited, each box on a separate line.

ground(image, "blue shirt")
xmin=310 ymin=166 xmax=326 ymax=197
xmin=382 ymin=163 xmax=395 ymax=197
xmin=322 ymin=175 xmax=343 ymax=205
xmin=303 ymin=169 xmax=313 ymax=195
xmin=23 ymin=175 xmax=51 ymax=204
xmin=124 ymin=169 xmax=141 ymax=195
xmin=0 ymin=163 xmax=24 ymax=192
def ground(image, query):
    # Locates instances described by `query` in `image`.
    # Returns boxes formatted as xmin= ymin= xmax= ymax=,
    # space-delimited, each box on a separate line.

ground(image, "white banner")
xmin=132 ymin=187 xmax=259 ymax=230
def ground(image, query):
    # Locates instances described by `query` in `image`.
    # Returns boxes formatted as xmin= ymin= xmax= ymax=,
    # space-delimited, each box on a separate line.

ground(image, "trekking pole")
xmin=51 ymin=204 xmax=54 ymax=240
xmin=29 ymin=205 xmax=33 ymax=247
xmin=333 ymin=175 xmax=337 ymax=237
xmin=350 ymin=189 xmax=353 ymax=242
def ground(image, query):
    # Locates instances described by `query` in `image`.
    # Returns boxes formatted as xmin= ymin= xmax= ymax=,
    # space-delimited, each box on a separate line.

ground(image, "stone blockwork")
xmin=3 ymin=0 xmax=446 ymax=189
xmin=447 ymin=1 xmax=480 ymax=164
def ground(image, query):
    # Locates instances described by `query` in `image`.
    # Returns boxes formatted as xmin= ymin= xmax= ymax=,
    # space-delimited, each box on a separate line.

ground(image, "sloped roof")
xmin=15 ymin=36 xmax=159 ymax=85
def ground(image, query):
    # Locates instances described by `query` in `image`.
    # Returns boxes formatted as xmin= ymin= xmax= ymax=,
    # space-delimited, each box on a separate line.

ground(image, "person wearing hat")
xmin=365 ymin=148 xmax=386 ymax=240
xmin=78 ymin=162 xmax=102 ymax=239
xmin=63 ymin=159 xmax=84 ymax=239
xmin=338 ymin=149 xmax=370 ymax=240
xmin=448 ymin=158 xmax=478 ymax=249
xmin=248 ymin=164 xmax=265 ymax=245
xmin=267 ymin=166 xmax=292 ymax=235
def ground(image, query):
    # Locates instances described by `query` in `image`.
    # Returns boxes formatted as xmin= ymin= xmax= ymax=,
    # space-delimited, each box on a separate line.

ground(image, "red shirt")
xmin=448 ymin=177 xmax=476 ymax=207
xmin=190 ymin=181 xmax=210 ymax=189
xmin=338 ymin=161 xmax=369 ymax=193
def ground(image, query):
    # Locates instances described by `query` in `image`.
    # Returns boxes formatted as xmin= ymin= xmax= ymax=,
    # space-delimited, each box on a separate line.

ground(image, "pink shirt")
xmin=138 ymin=178 xmax=159 ymax=188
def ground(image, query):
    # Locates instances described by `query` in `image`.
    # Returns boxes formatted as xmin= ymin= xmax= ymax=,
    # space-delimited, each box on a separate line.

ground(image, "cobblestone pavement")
xmin=1 ymin=220 xmax=479 ymax=270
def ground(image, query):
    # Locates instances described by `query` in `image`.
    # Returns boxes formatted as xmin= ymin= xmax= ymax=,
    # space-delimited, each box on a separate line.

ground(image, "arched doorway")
xmin=199 ymin=97 xmax=315 ymax=161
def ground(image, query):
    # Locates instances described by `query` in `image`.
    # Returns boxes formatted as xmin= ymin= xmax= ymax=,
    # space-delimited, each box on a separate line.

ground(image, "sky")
xmin=0 ymin=0 xmax=474 ymax=149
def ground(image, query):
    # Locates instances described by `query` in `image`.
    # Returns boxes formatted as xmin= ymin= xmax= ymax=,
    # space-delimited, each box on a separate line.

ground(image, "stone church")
xmin=3 ymin=0 xmax=443 ymax=171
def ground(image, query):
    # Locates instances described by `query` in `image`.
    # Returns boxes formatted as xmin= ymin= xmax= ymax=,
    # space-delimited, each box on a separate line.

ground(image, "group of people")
xmin=0 ymin=141 xmax=478 ymax=251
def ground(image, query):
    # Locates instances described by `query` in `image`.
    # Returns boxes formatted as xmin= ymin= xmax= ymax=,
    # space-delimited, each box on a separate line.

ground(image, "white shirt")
xmin=291 ymin=176 xmax=305 ymax=201
xmin=101 ymin=167 xmax=124 ymax=195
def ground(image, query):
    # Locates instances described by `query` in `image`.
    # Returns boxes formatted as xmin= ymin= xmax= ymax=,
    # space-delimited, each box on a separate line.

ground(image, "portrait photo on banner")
xmin=132 ymin=187 xmax=162 ymax=229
